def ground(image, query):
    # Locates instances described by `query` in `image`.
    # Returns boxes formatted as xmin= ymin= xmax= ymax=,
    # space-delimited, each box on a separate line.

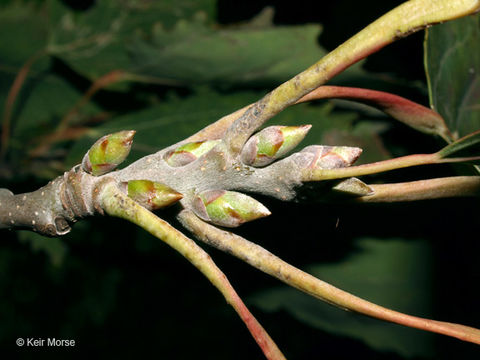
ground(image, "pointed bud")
xmin=241 ymin=125 xmax=311 ymax=167
xmin=125 ymin=180 xmax=183 ymax=210
xmin=192 ymin=190 xmax=271 ymax=228
xmin=331 ymin=177 xmax=374 ymax=196
xmin=301 ymin=145 xmax=362 ymax=169
xmin=82 ymin=130 xmax=135 ymax=176
xmin=165 ymin=140 xmax=221 ymax=167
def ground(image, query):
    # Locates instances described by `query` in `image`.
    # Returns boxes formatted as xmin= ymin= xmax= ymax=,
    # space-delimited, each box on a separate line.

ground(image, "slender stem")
xmin=354 ymin=176 xmax=480 ymax=202
xmin=223 ymin=0 xmax=480 ymax=154
xmin=303 ymin=153 xmax=439 ymax=181
xmin=29 ymin=70 xmax=129 ymax=158
xmin=303 ymin=152 xmax=480 ymax=181
xmin=59 ymin=71 xmax=127 ymax=133
xmin=99 ymin=182 xmax=285 ymax=360
xmin=1 ymin=50 xmax=45 ymax=158
xmin=178 ymin=209 xmax=480 ymax=345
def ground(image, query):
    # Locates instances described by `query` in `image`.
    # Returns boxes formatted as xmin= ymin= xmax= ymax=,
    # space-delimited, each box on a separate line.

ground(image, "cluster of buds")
xmin=164 ymin=140 xmax=221 ymax=167
xmin=81 ymin=125 xmax=364 ymax=228
xmin=81 ymin=131 xmax=184 ymax=210
xmin=82 ymin=130 xmax=135 ymax=176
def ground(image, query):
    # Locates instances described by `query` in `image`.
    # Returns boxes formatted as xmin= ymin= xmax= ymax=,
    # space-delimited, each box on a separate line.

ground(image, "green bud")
xmin=126 ymin=180 xmax=183 ymax=210
xmin=82 ymin=130 xmax=135 ymax=176
xmin=301 ymin=145 xmax=362 ymax=169
xmin=192 ymin=190 xmax=271 ymax=228
xmin=241 ymin=125 xmax=311 ymax=167
xmin=331 ymin=177 xmax=374 ymax=196
xmin=165 ymin=140 xmax=221 ymax=167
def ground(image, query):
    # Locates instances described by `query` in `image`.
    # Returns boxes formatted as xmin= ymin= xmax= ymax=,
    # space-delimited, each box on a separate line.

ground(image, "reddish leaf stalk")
xmin=303 ymin=152 xmax=480 ymax=181
xmin=355 ymin=176 xmax=480 ymax=202
xmin=296 ymin=85 xmax=453 ymax=141
xmin=304 ymin=153 xmax=438 ymax=181
xmin=30 ymin=70 xmax=129 ymax=158
xmin=57 ymin=70 xmax=128 ymax=133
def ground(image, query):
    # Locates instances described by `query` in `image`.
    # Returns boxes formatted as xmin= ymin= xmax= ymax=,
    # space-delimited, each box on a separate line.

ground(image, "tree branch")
xmin=3 ymin=1 xmax=480 ymax=356
xmin=0 ymin=167 xmax=98 ymax=236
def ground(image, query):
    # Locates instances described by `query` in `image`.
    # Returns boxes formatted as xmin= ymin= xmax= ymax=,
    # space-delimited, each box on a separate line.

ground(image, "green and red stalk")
xmin=99 ymin=182 xmax=286 ymax=360
xmin=304 ymin=153 xmax=480 ymax=181
xmin=296 ymin=85 xmax=453 ymax=141
xmin=223 ymin=0 xmax=480 ymax=154
xmin=304 ymin=131 xmax=480 ymax=181
xmin=178 ymin=209 xmax=480 ymax=345
xmin=355 ymin=176 xmax=480 ymax=202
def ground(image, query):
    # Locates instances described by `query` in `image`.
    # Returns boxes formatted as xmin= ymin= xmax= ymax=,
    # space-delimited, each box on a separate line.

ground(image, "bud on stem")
xmin=331 ymin=177 xmax=374 ymax=196
xmin=241 ymin=125 xmax=311 ymax=167
xmin=165 ymin=140 xmax=221 ymax=167
xmin=82 ymin=130 xmax=135 ymax=176
xmin=125 ymin=180 xmax=183 ymax=210
xmin=192 ymin=190 xmax=271 ymax=228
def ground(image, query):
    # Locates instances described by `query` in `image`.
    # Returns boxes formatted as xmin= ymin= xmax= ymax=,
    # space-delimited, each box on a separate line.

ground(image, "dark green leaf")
xmin=425 ymin=14 xmax=480 ymax=138
xmin=48 ymin=1 xmax=330 ymax=89
xmin=0 ymin=2 xmax=100 ymax=173
xmin=0 ymin=1 xmax=51 ymax=127
xmin=127 ymin=20 xmax=326 ymax=88
xmin=1 ymin=62 xmax=102 ymax=173
xmin=65 ymin=90 xmax=262 ymax=166
xmin=0 ymin=2 xmax=48 ymax=69
xmin=65 ymin=89 xmax=391 ymax=167
xmin=437 ymin=130 xmax=480 ymax=160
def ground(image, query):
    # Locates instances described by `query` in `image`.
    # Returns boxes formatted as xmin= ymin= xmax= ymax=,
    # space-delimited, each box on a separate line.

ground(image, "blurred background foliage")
xmin=0 ymin=0 xmax=479 ymax=358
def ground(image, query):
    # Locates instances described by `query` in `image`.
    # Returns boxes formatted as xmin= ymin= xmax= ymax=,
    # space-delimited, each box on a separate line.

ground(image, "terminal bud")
xmin=82 ymin=130 xmax=135 ymax=176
